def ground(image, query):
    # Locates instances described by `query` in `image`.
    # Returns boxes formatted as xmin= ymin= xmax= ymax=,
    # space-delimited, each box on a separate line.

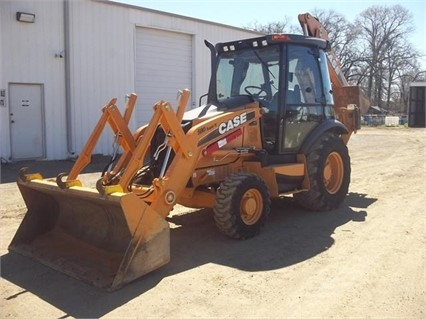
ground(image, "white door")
xmin=9 ymin=83 xmax=45 ymax=160
xmin=135 ymin=27 xmax=193 ymax=126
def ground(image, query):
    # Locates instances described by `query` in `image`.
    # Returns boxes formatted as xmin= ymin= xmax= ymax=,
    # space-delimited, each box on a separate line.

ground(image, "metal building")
xmin=408 ymin=82 xmax=426 ymax=128
xmin=0 ymin=0 xmax=260 ymax=161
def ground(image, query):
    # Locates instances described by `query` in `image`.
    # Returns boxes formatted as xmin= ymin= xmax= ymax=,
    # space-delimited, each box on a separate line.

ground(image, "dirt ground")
xmin=0 ymin=126 xmax=425 ymax=319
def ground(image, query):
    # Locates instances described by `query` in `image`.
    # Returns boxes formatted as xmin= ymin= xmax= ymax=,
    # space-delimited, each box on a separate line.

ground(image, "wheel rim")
xmin=323 ymin=151 xmax=344 ymax=194
xmin=240 ymin=188 xmax=263 ymax=225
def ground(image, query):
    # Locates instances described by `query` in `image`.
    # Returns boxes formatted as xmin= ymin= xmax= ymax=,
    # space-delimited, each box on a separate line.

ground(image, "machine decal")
xmin=202 ymin=129 xmax=242 ymax=156
xmin=197 ymin=111 xmax=255 ymax=146
xmin=218 ymin=112 xmax=247 ymax=134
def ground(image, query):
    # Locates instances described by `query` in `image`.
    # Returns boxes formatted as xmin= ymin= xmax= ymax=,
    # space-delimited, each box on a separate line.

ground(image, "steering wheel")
xmin=244 ymin=85 xmax=268 ymax=99
xmin=244 ymin=85 xmax=273 ymax=109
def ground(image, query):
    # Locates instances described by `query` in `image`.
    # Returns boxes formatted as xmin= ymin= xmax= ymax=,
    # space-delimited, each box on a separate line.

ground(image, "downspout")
xmin=64 ymin=0 xmax=74 ymax=157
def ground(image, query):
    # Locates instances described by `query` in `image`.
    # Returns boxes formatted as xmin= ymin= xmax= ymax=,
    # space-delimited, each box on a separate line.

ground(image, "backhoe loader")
xmin=9 ymin=13 xmax=369 ymax=290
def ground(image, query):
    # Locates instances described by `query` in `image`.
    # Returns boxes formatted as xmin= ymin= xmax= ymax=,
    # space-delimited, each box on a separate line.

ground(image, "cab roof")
xmin=216 ymin=34 xmax=329 ymax=53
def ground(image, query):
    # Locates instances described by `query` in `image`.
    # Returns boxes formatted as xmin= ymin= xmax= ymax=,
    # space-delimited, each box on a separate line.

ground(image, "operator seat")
xmin=287 ymin=85 xmax=301 ymax=104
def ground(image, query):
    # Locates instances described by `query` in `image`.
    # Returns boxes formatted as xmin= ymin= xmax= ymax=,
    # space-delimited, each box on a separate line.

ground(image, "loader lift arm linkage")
xmin=59 ymin=89 xmax=197 ymax=216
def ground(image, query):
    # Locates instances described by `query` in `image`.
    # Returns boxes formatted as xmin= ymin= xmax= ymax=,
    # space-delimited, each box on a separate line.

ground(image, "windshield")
xmin=216 ymin=45 xmax=281 ymax=104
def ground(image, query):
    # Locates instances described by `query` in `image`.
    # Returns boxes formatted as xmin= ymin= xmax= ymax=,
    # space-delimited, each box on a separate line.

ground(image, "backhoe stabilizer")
xmin=9 ymin=176 xmax=170 ymax=290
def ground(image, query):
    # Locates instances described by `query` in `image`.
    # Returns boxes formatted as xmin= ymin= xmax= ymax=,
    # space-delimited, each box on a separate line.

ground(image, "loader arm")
xmin=99 ymin=90 xmax=190 ymax=188
xmin=64 ymin=94 xmax=137 ymax=183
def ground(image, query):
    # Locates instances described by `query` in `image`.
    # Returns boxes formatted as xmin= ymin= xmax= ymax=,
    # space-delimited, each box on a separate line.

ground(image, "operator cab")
xmin=206 ymin=34 xmax=335 ymax=159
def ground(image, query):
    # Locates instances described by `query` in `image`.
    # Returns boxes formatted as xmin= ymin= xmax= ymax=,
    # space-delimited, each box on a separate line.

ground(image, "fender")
xmin=299 ymin=119 xmax=348 ymax=154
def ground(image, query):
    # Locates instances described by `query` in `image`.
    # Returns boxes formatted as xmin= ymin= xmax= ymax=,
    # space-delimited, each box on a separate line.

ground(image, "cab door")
xmin=279 ymin=44 xmax=325 ymax=153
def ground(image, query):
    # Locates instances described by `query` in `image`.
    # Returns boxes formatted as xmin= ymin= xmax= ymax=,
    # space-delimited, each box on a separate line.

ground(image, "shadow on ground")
xmin=1 ymin=191 xmax=375 ymax=318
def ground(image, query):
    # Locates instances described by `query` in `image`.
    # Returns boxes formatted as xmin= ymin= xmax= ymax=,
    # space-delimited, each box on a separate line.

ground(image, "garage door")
xmin=135 ymin=27 xmax=193 ymax=126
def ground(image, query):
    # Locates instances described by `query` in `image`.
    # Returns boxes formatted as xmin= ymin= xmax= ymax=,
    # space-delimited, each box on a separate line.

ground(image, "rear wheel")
xmin=294 ymin=132 xmax=350 ymax=211
xmin=213 ymin=173 xmax=270 ymax=239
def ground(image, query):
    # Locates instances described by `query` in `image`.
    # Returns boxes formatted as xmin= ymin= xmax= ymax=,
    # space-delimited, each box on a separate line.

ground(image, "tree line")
xmin=245 ymin=5 xmax=425 ymax=114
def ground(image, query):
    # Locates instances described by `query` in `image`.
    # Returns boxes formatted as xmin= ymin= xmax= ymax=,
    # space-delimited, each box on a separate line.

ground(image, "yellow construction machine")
xmin=9 ymin=13 xmax=369 ymax=290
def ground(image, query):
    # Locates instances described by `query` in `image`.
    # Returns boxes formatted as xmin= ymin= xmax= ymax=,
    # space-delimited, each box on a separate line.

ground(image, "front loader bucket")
xmin=9 ymin=177 xmax=170 ymax=290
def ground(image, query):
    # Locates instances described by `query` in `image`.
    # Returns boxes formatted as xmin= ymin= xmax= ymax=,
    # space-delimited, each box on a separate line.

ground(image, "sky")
xmin=112 ymin=0 xmax=426 ymax=71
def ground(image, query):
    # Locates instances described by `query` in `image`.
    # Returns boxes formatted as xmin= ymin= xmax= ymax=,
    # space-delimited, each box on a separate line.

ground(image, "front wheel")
xmin=294 ymin=132 xmax=350 ymax=211
xmin=213 ymin=173 xmax=271 ymax=239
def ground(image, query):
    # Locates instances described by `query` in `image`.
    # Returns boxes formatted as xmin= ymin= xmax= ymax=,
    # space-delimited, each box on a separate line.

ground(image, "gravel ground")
xmin=1 ymin=126 xmax=425 ymax=319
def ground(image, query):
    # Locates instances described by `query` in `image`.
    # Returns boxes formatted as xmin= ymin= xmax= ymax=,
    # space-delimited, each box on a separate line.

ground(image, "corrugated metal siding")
xmin=135 ymin=27 xmax=192 ymax=126
xmin=0 ymin=0 xmax=66 ymax=160
xmin=67 ymin=0 xmax=134 ymax=156
xmin=127 ymin=6 xmax=262 ymax=109
xmin=1 ymin=0 xmax=261 ymax=159
xmin=68 ymin=0 xmax=259 ymax=156
xmin=408 ymin=83 xmax=426 ymax=127
xmin=0 ymin=4 xmax=4 ymax=160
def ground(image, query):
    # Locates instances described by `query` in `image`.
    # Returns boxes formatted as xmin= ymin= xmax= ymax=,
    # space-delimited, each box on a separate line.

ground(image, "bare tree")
xmin=244 ymin=17 xmax=292 ymax=34
xmin=355 ymin=5 xmax=415 ymax=107
xmin=383 ymin=41 xmax=420 ymax=112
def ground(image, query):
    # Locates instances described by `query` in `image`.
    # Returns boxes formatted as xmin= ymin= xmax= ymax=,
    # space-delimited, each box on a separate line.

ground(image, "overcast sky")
xmin=111 ymin=0 xmax=426 ymax=70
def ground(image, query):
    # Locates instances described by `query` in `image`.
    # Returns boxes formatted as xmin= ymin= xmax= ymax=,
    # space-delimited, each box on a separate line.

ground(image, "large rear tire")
xmin=213 ymin=173 xmax=271 ymax=239
xmin=294 ymin=132 xmax=350 ymax=211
